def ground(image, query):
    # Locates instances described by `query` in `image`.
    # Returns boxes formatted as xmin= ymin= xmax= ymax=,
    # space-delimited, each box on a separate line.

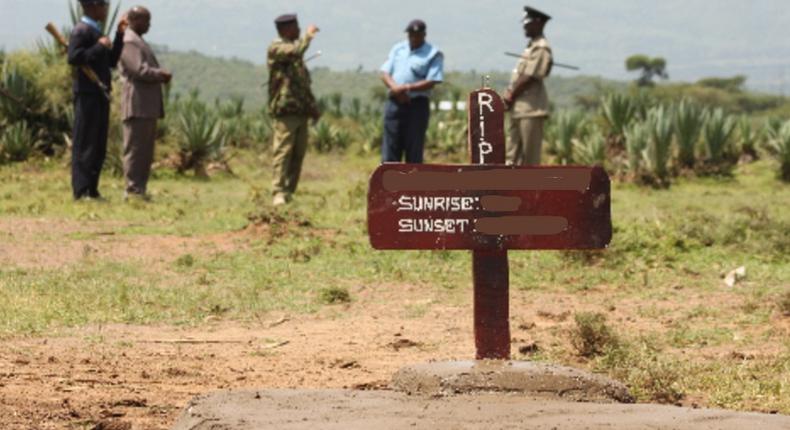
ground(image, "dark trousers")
xmin=72 ymin=93 xmax=110 ymax=199
xmin=382 ymin=97 xmax=430 ymax=163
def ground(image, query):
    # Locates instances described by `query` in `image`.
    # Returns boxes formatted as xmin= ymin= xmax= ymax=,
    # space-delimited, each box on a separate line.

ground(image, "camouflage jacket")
xmin=267 ymin=36 xmax=317 ymax=117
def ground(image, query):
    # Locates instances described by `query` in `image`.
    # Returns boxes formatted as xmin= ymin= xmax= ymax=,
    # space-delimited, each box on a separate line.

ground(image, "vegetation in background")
xmin=626 ymin=54 xmax=669 ymax=87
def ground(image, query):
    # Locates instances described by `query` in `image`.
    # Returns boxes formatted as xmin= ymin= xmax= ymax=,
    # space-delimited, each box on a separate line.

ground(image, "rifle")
xmin=45 ymin=22 xmax=112 ymax=100
xmin=505 ymin=52 xmax=580 ymax=71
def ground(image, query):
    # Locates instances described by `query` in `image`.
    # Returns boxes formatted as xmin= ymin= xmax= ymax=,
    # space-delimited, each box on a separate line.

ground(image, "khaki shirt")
xmin=509 ymin=36 xmax=552 ymax=119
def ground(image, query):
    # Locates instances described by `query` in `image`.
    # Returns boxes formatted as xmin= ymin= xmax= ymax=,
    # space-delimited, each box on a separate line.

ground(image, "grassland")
xmin=0 ymin=150 xmax=788 ymax=414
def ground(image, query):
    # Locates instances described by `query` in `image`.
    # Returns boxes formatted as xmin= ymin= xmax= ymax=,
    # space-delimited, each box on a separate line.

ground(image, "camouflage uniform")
xmin=507 ymin=36 xmax=552 ymax=165
xmin=267 ymin=34 xmax=318 ymax=202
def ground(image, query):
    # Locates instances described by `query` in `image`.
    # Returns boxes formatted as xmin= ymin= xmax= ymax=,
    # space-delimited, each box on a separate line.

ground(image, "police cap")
xmin=404 ymin=19 xmax=427 ymax=33
xmin=523 ymin=6 xmax=551 ymax=24
xmin=274 ymin=14 xmax=298 ymax=26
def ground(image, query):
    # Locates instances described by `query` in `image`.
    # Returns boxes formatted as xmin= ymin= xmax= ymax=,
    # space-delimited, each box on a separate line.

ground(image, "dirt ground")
xmin=0 ymin=218 xmax=787 ymax=429
xmin=0 ymin=295 xmax=479 ymax=429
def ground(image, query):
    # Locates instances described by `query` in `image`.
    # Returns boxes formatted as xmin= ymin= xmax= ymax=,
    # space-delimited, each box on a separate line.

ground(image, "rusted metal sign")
xmin=367 ymin=164 xmax=612 ymax=251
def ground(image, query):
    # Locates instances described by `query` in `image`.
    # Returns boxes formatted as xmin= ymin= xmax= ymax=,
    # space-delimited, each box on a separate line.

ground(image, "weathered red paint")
xmin=366 ymin=89 xmax=612 ymax=361
xmin=469 ymin=89 xmax=510 ymax=360
xmin=367 ymin=164 xmax=613 ymax=251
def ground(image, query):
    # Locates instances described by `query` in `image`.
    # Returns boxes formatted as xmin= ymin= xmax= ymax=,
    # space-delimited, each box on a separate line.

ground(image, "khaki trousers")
xmin=122 ymin=117 xmax=157 ymax=195
xmin=507 ymin=116 xmax=545 ymax=166
xmin=272 ymin=115 xmax=309 ymax=198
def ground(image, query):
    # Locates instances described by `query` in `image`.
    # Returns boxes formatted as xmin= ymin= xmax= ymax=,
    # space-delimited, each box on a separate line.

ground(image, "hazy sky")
xmin=2 ymin=0 xmax=789 ymax=93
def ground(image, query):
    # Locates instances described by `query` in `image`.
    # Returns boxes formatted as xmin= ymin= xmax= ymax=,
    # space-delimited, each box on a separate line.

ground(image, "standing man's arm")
xmin=407 ymin=51 xmax=444 ymax=93
xmin=68 ymin=28 xmax=106 ymax=66
xmin=109 ymin=17 xmax=128 ymax=67
xmin=121 ymin=41 xmax=171 ymax=83
xmin=268 ymin=25 xmax=319 ymax=63
xmin=379 ymin=45 xmax=408 ymax=104
xmin=504 ymin=47 xmax=551 ymax=105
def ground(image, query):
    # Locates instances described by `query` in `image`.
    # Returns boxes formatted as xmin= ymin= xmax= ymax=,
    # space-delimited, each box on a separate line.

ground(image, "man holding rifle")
xmin=503 ymin=6 xmax=553 ymax=166
xmin=67 ymin=0 xmax=127 ymax=200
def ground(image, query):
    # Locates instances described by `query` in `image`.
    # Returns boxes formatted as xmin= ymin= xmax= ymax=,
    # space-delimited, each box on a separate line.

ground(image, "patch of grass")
xmin=597 ymin=339 xmax=686 ymax=405
xmin=319 ymin=287 xmax=352 ymax=305
xmin=175 ymin=254 xmax=195 ymax=268
xmin=779 ymin=290 xmax=790 ymax=317
xmin=570 ymin=312 xmax=620 ymax=358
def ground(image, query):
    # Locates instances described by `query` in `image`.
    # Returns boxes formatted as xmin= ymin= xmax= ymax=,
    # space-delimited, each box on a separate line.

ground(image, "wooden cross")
xmin=367 ymin=89 xmax=612 ymax=360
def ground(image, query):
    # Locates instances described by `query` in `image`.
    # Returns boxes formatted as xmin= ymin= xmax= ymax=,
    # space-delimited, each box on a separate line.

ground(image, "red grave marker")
xmin=367 ymin=89 xmax=612 ymax=360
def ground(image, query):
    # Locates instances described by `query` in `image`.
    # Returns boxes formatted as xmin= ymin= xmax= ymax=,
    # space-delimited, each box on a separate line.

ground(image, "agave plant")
xmin=357 ymin=118 xmax=383 ymax=155
xmin=701 ymin=108 xmax=737 ymax=174
xmin=764 ymin=121 xmax=790 ymax=182
xmin=642 ymin=106 xmax=674 ymax=186
xmin=329 ymin=93 xmax=343 ymax=117
xmin=174 ymin=98 xmax=225 ymax=176
xmin=553 ymin=110 xmax=587 ymax=165
xmin=762 ymin=117 xmax=784 ymax=155
xmin=624 ymin=121 xmax=649 ymax=176
xmin=600 ymin=92 xmax=636 ymax=147
xmin=672 ymin=99 xmax=703 ymax=169
xmin=736 ymin=115 xmax=758 ymax=160
xmin=69 ymin=0 xmax=121 ymax=35
xmin=349 ymin=97 xmax=362 ymax=121
xmin=0 ymin=63 xmax=45 ymax=124
xmin=573 ymin=131 xmax=606 ymax=167
xmin=311 ymin=120 xmax=336 ymax=153
xmin=0 ymin=121 xmax=40 ymax=163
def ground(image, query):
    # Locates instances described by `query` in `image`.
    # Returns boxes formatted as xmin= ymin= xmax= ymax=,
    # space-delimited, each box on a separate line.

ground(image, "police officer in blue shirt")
xmin=379 ymin=19 xmax=444 ymax=164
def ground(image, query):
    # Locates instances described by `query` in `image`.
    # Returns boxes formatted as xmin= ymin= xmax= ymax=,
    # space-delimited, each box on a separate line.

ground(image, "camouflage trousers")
xmin=507 ymin=116 xmax=545 ymax=166
xmin=272 ymin=115 xmax=309 ymax=199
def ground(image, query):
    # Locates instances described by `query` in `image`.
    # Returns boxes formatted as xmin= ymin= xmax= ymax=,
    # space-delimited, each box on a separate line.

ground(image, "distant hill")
xmin=156 ymin=47 xmax=625 ymax=111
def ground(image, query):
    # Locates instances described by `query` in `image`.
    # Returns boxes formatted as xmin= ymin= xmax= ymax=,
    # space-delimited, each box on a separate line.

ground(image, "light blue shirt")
xmin=380 ymin=40 xmax=444 ymax=98
xmin=81 ymin=16 xmax=102 ymax=34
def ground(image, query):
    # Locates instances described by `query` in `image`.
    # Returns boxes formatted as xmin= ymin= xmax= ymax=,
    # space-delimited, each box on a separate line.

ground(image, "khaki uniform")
xmin=267 ymin=35 xmax=318 ymax=201
xmin=118 ymin=29 xmax=168 ymax=196
xmin=507 ymin=36 xmax=552 ymax=165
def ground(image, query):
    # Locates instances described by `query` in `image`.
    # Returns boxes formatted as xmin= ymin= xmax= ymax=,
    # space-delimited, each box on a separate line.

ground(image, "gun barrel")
xmin=504 ymin=52 xmax=580 ymax=71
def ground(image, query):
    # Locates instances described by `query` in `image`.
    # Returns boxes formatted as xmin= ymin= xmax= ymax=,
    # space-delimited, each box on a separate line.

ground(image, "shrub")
xmin=173 ymin=96 xmax=226 ymax=176
xmin=701 ymin=108 xmax=737 ymax=175
xmin=624 ymin=120 xmax=649 ymax=176
xmin=0 ymin=120 xmax=39 ymax=163
xmin=642 ymin=106 xmax=674 ymax=186
xmin=764 ymin=121 xmax=790 ymax=182
xmin=672 ymin=99 xmax=704 ymax=169
xmin=552 ymin=110 xmax=587 ymax=164
xmin=311 ymin=120 xmax=336 ymax=153
xmin=573 ymin=131 xmax=606 ymax=166
xmin=570 ymin=312 xmax=619 ymax=358
xmin=736 ymin=116 xmax=758 ymax=160
xmin=600 ymin=93 xmax=636 ymax=148
xmin=319 ymin=287 xmax=351 ymax=304
xmin=357 ymin=117 xmax=383 ymax=155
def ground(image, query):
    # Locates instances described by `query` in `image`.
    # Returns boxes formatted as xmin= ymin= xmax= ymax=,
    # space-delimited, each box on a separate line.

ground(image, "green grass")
xmin=0 ymin=151 xmax=789 ymax=414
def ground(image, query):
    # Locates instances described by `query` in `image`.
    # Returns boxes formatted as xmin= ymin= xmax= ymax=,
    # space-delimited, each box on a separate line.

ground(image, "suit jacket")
xmin=119 ymin=29 xmax=167 ymax=120
xmin=67 ymin=22 xmax=124 ymax=95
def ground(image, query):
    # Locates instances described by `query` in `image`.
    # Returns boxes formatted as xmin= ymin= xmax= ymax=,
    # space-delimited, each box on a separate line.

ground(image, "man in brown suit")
xmin=118 ymin=6 xmax=172 ymax=200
